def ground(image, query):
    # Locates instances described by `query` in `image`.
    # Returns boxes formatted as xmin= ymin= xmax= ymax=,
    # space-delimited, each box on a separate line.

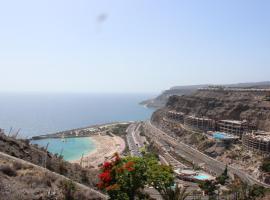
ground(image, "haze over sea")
xmin=0 ymin=93 xmax=154 ymax=138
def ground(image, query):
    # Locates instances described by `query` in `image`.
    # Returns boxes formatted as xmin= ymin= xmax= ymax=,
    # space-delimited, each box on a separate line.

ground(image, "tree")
xmin=229 ymin=180 xmax=266 ymax=200
xmin=97 ymin=153 xmax=176 ymax=200
xmin=260 ymin=157 xmax=270 ymax=173
xmin=248 ymin=185 xmax=266 ymax=200
xmin=97 ymin=153 xmax=148 ymax=200
xmin=216 ymin=165 xmax=229 ymax=185
xmin=60 ymin=180 xmax=76 ymax=200
xmin=198 ymin=180 xmax=218 ymax=197
xmin=146 ymin=155 xmax=174 ymax=196
xmin=162 ymin=185 xmax=190 ymax=200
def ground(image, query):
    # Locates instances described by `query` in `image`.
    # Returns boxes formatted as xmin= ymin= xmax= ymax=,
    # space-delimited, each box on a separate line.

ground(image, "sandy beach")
xmin=71 ymin=134 xmax=126 ymax=168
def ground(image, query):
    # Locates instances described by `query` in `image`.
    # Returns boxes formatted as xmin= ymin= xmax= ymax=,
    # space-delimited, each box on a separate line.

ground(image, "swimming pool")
xmin=193 ymin=173 xmax=212 ymax=181
xmin=213 ymin=132 xmax=234 ymax=140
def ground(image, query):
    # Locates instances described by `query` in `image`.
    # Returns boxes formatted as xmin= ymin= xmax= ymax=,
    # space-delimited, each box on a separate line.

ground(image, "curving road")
xmin=144 ymin=120 xmax=270 ymax=188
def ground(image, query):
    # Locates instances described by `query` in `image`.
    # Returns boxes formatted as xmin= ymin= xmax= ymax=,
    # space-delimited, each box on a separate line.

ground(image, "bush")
xmin=81 ymin=169 xmax=89 ymax=184
xmin=59 ymin=161 xmax=68 ymax=175
xmin=12 ymin=162 xmax=23 ymax=170
xmin=60 ymin=180 xmax=76 ymax=200
xmin=0 ymin=164 xmax=17 ymax=176
xmin=260 ymin=157 xmax=270 ymax=173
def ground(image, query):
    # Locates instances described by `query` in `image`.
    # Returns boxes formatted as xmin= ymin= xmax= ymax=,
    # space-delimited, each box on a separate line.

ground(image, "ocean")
xmin=0 ymin=93 xmax=154 ymax=137
xmin=0 ymin=93 xmax=154 ymax=160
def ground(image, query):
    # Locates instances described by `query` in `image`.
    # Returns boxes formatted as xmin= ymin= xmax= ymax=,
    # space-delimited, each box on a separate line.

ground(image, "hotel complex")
xmin=242 ymin=131 xmax=270 ymax=154
xmin=166 ymin=110 xmax=184 ymax=123
xmin=217 ymin=120 xmax=248 ymax=138
xmin=165 ymin=110 xmax=270 ymax=154
xmin=184 ymin=116 xmax=215 ymax=132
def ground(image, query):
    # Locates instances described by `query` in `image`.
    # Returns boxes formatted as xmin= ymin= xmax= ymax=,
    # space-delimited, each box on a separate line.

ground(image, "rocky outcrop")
xmin=141 ymin=81 xmax=270 ymax=108
xmin=165 ymin=90 xmax=270 ymax=131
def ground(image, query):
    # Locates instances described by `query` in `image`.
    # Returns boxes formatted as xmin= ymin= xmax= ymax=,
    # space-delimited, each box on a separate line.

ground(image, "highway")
xmin=144 ymin=120 xmax=270 ymax=188
xmin=127 ymin=122 xmax=207 ymax=199
xmin=126 ymin=123 xmax=142 ymax=157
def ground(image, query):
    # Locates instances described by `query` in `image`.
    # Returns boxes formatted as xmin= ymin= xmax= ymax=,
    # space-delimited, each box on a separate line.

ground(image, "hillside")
xmin=141 ymin=81 xmax=270 ymax=108
xmin=0 ymin=152 xmax=106 ymax=200
xmin=0 ymin=132 xmax=105 ymax=199
xmin=165 ymin=89 xmax=270 ymax=131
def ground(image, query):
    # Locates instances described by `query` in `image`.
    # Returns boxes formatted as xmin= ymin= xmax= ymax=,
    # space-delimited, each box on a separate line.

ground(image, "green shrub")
xmin=60 ymin=180 xmax=76 ymax=200
xmin=260 ymin=157 xmax=270 ymax=173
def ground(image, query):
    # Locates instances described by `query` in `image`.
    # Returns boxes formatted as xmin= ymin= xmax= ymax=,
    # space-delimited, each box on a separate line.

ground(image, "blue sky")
xmin=0 ymin=0 xmax=270 ymax=93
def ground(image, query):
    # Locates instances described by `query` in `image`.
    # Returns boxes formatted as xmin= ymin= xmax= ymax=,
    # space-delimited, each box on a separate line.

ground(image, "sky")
xmin=0 ymin=0 xmax=270 ymax=93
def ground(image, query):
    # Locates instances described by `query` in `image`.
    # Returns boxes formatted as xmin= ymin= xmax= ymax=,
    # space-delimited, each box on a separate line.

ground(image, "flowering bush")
xmin=97 ymin=153 xmax=147 ymax=200
xmin=97 ymin=153 xmax=174 ymax=200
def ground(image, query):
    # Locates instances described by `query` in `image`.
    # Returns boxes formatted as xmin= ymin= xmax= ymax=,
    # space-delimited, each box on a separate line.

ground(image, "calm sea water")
xmin=0 ymin=93 xmax=154 ymax=160
xmin=32 ymin=137 xmax=96 ymax=161
xmin=0 ymin=93 xmax=154 ymax=137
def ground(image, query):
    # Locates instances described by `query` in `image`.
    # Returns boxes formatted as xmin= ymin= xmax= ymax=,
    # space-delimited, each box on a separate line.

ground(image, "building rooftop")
xmin=246 ymin=131 xmax=270 ymax=142
xmin=219 ymin=119 xmax=247 ymax=125
xmin=187 ymin=115 xmax=213 ymax=121
xmin=168 ymin=110 xmax=184 ymax=115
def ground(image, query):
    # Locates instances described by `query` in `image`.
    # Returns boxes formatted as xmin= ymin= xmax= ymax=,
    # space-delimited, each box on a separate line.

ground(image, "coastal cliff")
xmin=164 ymin=90 xmax=270 ymax=131
xmin=142 ymin=81 xmax=270 ymax=109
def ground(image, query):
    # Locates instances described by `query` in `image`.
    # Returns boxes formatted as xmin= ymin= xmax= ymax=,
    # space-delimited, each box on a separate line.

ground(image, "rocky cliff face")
xmin=141 ymin=81 xmax=270 ymax=108
xmin=165 ymin=90 xmax=270 ymax=131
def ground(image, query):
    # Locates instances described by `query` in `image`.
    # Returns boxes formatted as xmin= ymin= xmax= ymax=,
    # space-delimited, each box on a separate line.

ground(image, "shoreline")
xmin=31 ymin=121 xmax=132 ymax=140
xmin=31 ymin=122 xmax=129 ymax=168
xmin=70 ymin=134 xmax=126 ymax=168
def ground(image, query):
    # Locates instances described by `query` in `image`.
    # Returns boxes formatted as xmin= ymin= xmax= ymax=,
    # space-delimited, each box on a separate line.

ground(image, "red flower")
xmin=126 ymin=167 xmax=134 ymax=172
xmin=124 ymin=161 xmax=134 ymax=168
xmin=103 ymin=161 xmax=112 ymax=170
xmin=99 ymin=171 xmax=112 ymax=183
xmin=123 ymin=161 xmax=135 ymax=172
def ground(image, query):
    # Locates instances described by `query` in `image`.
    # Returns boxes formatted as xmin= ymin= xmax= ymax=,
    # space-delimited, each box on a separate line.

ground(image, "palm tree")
xmin=162 ymin=185 xmax=190 ymax=200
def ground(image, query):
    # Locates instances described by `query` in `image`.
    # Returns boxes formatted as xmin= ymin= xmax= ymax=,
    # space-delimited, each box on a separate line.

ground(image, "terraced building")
xmin=242 ymin=131 xmax=270 ymax=154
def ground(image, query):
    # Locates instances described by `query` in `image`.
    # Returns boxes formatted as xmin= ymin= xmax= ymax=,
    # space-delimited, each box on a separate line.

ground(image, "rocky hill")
xmin=0 ymin=132 xmax=105 ymax=199
xmin=141 ymin=81 xmax=270 ymax=108
xmin=165 ymin=89 xmax=270 ymax=131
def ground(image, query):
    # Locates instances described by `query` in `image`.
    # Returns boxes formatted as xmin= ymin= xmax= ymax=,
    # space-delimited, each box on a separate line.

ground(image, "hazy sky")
xmin=0 ymin=0 xmax=270 ymax=93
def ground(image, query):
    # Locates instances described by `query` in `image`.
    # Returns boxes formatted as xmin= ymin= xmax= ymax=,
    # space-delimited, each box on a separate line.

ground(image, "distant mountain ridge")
xmin=141 ymin=81 xmax=270 ymax=108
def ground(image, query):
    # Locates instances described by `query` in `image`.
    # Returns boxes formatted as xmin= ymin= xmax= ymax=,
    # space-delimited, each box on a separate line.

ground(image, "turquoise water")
xmin=0 ymin=93 xmax=154 ymax=161
xmin=213 ymin=132 xmax=231 ymax=139
xmin=193 ymin=174 xmax=211 ymax=180
xmin=31 ymin=137 xmax=96 ymax=161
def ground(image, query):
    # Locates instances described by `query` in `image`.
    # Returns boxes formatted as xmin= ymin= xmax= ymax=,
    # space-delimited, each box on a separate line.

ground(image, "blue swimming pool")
xmin=213 ymin=132 xmax=232 ymax=139
xmin=193 ymin=174 xmax=212 ymax=180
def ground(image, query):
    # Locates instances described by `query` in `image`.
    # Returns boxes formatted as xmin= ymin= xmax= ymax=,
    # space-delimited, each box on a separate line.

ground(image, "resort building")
xmin=217 ymin=120 xmax=248 ymax=138
xmin=166 ymin=110 xmax=184 ymax=123
xmin=184 ymin=116 xmax=216 ymax=132
xmin=242 ymin=131 xmax=270 ymax=154
xmin=174 ymin=168 xmax=215 ymax=182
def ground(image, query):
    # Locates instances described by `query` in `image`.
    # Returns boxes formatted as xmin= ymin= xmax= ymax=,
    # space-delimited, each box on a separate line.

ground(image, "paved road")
xmin=126 ymin=123 xmax=142 ymax=157
xmin=127 ymin=123 xmax=208 ymax=199
xmin=144 ymin=120 xmax=270 ymax=188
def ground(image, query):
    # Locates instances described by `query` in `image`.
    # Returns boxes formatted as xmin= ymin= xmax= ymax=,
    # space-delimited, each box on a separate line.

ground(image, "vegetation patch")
xmin=0 ymin=164 xmax=17 ymax=177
